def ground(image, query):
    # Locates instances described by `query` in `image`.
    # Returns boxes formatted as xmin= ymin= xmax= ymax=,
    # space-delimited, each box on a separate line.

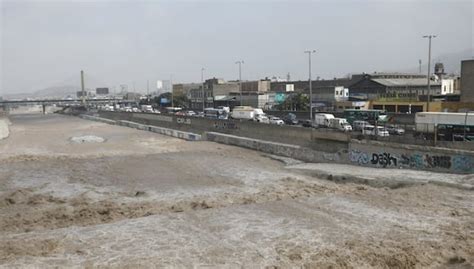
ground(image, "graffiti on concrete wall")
xmin=452 ymin=155 xmax=472 ymax=172
xmin=213 ymin=121 xmax=238 ymax=130
xmin=176 ymin=117 xmax=191 ymax=125
xmin=371 ymin=152 xmax=397 ymax=168
xmin=349 ymin=150 xmax=370 ymax=165
xmin=349 ymin=148 xmax=473 ymax=173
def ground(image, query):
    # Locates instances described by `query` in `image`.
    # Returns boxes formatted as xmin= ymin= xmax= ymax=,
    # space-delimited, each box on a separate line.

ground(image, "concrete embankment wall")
xmin=93 ymin=111 xmax=473 ymax=174
xmin=0 ymin=117 xmax=11 ymax=140
xmin=205 ymin=132 xmax=347 ymax=164
xmin=348 ymin=139 xmax=474 ymax=174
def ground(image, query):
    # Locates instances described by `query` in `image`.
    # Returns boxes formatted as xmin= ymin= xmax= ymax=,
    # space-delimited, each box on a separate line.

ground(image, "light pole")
xmin=170 ymin=75 xmax=173 ymax=107
xmin=423 ymin=35 xmax=436 ymax=112
xmin=236 ymin=60 xmax=244 ymax=106
xmin=304 ymin=50 xmax=316 ymax=121
xmin=201 ymin=67 xmax=205 ymax=111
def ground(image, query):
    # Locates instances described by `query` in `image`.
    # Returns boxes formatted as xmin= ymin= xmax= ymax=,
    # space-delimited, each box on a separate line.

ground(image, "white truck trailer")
xmin=314 ymin=113 xmax=335 ymax=127
xmin=231 ymin=106 xmax=268 ymax=122
xmin=329 ymin=118 xmax=353 ymax=131
xmin=415 ymin=112 xmax=474 ymax=133
xmin=415 ymin=112 xmax=474 ymax=140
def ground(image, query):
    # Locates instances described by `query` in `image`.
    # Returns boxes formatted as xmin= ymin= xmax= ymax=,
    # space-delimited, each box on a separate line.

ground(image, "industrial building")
xmin=461 ymin=59 xmax=474 ymax=102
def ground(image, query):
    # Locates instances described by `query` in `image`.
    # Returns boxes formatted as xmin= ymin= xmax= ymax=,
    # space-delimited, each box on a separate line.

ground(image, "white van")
xmin=363 ymin=125 xmax=389 ymax=137
xmin=353 ymin=120 xmax=371 ymax=131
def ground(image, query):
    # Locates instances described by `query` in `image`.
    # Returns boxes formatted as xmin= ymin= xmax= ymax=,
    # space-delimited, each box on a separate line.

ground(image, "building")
xmin=172 ymin=83 xmax=201 ymax=97
xmin=241 ymin=79 xmax=271 ymax=93
xmin=270 ymin=78 xmax=355 ymax=110
xmin=349 ymin=72 xmax=441 ymax=101
xmin=96 ymin=87 xmax=109 ymax=95
xmin=124 ymin=92 xmax=142 ymax=101
xmin=460 ymin=59 xmax=474 ymax=102
xmin=187 ymin=78 xmax=239 ymax=110
xmin=440 ymin=79 xmax=455 ymax=95
xmin=270 ymin=81 xmax=308 ymax=92
xmin=308 ymin=79 xmax=353 ymax=105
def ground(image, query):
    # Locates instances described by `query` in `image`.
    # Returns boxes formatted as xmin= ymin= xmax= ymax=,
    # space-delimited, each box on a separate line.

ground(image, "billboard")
xmin=96 ymin=87 xmax=109 ymax=95
xmin=160 ymin=98 xmax=170 ymax=104
xmin=285 ymin=84 xmax=294 ymax=92
xmin=275 ymin=93 xmax=286 ymax=104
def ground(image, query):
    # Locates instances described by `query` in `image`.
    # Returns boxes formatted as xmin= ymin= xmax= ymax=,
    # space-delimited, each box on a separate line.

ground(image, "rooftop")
xmin=372 ymin=78 xmax=441 ymax=87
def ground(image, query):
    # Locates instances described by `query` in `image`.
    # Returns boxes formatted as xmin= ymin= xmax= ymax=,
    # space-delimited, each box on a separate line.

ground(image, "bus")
xmin=343 ymin=109 xmax=388 ymax=124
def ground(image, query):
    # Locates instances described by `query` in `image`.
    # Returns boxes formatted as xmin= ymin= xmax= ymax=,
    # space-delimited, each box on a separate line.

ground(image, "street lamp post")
xmin=201 ymin=68 xmax=205 ymax=111
xmin=236 ymin=60 xmax=244 ymax=106
xmin=304 ymin=50 xmax=316 ymax=121
xmin=423 ymin=35 xmax=436 ymax=112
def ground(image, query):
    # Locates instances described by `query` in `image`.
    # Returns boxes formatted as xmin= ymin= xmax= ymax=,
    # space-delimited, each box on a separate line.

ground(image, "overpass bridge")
xmin=0 ymin=98 xmax=124 ymax=114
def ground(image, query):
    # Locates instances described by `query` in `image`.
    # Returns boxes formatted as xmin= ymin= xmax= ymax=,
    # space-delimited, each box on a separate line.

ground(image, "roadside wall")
xmin=98 ymin=111 xmax=349 ymax=152
xmin=0 ymin=117 xmax=10 ymax=140
xmin=349 ymin=140 xmax=474 ymax=174
xmin=79 ymin=114 xmax=201 ymax=141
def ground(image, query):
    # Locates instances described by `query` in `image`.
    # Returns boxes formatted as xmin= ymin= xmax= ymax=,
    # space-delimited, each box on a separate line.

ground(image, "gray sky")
xmin=1 ymin=0 xmax=473 ymax=94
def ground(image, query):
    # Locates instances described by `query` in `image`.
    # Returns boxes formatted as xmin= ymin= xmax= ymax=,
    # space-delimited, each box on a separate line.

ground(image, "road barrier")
xmin=79 ymin=114 xmax=201 ymax=141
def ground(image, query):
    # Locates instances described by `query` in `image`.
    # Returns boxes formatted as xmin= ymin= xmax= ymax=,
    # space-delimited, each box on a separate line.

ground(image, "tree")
xmin=275 ymin=93 xmax=309 ymax=111
xmin=153 ymin=92 xmax=189 ymax=108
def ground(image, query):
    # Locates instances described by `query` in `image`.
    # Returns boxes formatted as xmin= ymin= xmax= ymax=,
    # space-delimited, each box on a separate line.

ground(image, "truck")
xmin=415 ymin=112 xmax=474 ymax=141
xmin=230 ymin=106 xmax=255 ymax=120
xmin=329 ymin=118 xmax=352 ymax=132
xmin=231 ymin=106 xmax=268 ymax=122
xmin=140 ymin=105 xmax=153 ymax=113
xmin=314 ymin=113 xmax=335 ymax=127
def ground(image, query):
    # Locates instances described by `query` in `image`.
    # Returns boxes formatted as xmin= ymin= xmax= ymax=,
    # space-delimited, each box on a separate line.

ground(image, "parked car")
xmin=269 ymin=116 xmax=284 ymax=125
xmin=352 ymin=120 xmax=371 ymax=131
xmin=386 ymin=124 xmax=405 ymax=135
xmin=283 ymin=113 xmax=299 ymax=125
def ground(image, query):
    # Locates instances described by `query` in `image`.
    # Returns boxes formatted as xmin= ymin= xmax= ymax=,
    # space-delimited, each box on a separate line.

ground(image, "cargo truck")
xmin=314 ymin=113 xmax=335 ymax=127
xmin=415 ymin=112 xmax=474 ymax=141
xmin=230 ymin=106 xmax=268 ymax=122
xmin=329 ymin=118 xmax=352 ymax=132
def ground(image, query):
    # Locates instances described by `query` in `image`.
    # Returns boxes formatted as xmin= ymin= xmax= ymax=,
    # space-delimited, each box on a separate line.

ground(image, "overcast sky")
xmin=1 ymin=0 xmax=473 ymax=94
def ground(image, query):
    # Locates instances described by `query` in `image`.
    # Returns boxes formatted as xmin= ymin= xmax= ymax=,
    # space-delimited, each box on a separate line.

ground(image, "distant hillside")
xmin=32 ymin=85 xmax=80 ymax=98
xmin=3 ymin=85 xmax=81 ymax=100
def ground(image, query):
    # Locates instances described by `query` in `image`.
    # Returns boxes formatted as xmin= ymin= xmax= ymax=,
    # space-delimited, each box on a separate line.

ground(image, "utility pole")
xmin=146 ymin=80 xmax=150 ymax=103
xmin=201 ymin=68 xmax=205 ymax=111
xmin=304 ymin=50 xmax=316 ymax=121
xmin=80 ymin=70 xmax=85 ymax=106
xmin=170 ymin=75 xmax=174 ymax=107
xmin=236 ymin=60 xmax=244 ymax=106
xmin=419 ymin=59 xmax=422 ymax=74
xmin=423 ymin=35 xmax=436 ymax=112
